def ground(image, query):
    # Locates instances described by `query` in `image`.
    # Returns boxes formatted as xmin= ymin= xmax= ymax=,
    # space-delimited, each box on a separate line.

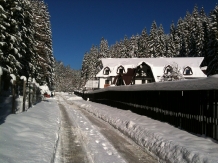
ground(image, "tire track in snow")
xmin=55 ymin=98 xmax=90 ymax=163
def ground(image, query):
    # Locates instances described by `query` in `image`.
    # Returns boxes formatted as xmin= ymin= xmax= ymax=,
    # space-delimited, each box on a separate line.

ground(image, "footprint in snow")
xmin=107 ymin=151 xmax=113 ymax=155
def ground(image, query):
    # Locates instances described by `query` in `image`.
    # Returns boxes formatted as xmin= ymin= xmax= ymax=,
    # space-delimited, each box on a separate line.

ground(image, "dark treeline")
xmin=0 ymin=0 xmax=54 ymax=87
xmin=80 ymin=5 xmax=218 ymax=88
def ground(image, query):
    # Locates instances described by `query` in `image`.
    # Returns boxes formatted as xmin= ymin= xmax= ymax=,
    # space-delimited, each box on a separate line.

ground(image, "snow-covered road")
xmin=55 ymin=94 xmax=157 ymax=163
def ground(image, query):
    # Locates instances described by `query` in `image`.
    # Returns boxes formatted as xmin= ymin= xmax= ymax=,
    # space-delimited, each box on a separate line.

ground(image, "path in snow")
xmin=56 ymin=94 xmax=157 ymax=163
xmin=54 ymin=103 xmax=89 ymax=163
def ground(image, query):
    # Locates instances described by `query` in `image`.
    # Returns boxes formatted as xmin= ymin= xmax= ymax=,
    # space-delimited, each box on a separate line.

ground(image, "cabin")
xmin=95 ymin=57 xmax=207 ymax=89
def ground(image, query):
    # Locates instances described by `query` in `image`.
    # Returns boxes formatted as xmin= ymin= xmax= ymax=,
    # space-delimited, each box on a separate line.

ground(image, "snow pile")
xmin=67 ymin=94 xmax=218 ymax=163
xmin=0 ymin=98 xmax=61 ymax=163
xmin=39 ymin=84 xmax=51 ymax=95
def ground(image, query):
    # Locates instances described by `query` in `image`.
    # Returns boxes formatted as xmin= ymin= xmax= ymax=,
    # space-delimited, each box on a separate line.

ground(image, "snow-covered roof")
xmin=96 ymin=57 xmax=206 ymax=81
xmin=87 ymin=74 xmax=218 ymax=93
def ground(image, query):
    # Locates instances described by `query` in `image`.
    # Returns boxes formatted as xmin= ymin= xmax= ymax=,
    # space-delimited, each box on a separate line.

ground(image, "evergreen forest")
xmin=80 ymin=5 xmax=218 ymax=88
xmin=0 ymin=0 xmax=54 ymax=88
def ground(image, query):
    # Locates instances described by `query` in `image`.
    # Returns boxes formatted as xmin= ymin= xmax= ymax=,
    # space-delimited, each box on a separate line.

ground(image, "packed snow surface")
xmin=65 ymin=93 xmax=218 ymax=163
xmin=56 ymin=95 xmax=127 ymax=163
xmin=0 ymin=98 xmax=60 ymax=163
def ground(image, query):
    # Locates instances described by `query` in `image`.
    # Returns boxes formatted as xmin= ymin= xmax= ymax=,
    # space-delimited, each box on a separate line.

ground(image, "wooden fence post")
xmin=20 ymin=76 xmax=27 ymax=112
xmin=10 ymin=74 xmax=16 ymax=114
xmin=32 ymin=78 xmax=36 ymax=105
xmin=28 ymin=77 xmax=32 ymax=108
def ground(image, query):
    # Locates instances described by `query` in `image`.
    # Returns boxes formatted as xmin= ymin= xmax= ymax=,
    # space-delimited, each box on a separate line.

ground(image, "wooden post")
xmin=20 ymin=76 xmax=27 ymax=112
xmin=32 ymin=78 xmax=36 ymax=105
xmin=28 ymin=77 xmax=32 ymax=108
xmin=10 ymin=74 xmax=16 ymax=114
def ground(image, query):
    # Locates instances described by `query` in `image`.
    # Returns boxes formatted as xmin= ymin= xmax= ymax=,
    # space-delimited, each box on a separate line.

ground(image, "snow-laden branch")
xmin=10 ymin=74 xmax=16 ymax=84
xmin=20 ymin=76 xmax=27 ymax=81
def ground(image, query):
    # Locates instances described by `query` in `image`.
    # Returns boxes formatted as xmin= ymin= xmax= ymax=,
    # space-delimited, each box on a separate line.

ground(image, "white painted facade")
xmin=96 ymin=57 xmax=207 ymax=88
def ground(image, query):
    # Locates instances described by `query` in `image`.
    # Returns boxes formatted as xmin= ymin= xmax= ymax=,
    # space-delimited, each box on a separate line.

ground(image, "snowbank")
xmin=65 ymin=93 xmax=218 ymax=163
xmin=0 ymin=98 xmax=60 ymax=163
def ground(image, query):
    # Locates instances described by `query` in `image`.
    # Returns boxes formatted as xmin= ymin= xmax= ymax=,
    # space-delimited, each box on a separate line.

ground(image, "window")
xmin=164 ymin=65 xmax=173 ymax=74
xmin=183 ymin=66 xmax=193 ymax=75
xmin=105 ymin=69 xmax=109 ymax=75
xmin=103 ymin=67 xmax=110 ymax=75
xmin=117 ymin=65 xmax=125 ymax=74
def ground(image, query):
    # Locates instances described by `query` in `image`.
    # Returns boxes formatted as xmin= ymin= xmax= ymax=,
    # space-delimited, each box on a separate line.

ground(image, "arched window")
xmin=103 ymin=67 xmax=110 ymax=75
xmin=164 ymin=65 xmax=173 ymax=74
xmin=116 ymin=65 xmax=125 ymax=74
xmin=183 ymin=66 xmax=193 ymax=75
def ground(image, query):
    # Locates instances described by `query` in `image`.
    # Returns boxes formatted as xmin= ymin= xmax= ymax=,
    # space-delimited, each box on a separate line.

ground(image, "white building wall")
xmin=99 ymin=78 xmax=106 ymax=88
xmin=135 ymin=80 xmax=142 ymax=85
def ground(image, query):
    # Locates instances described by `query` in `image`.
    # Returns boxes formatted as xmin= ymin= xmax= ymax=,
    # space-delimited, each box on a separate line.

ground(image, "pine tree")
xmin=99 ymin=37 xmax=109 ymax=58
xmin=31 ymin=0 xmax=54 ymax=86
xmin=0 ymin=0 xmax=23 ymax=75
xmin=148 ymin=21 xmax=158 ymax=57
xmin=129 ymin=35 xmax=139 ymax=57
xmin=122 ymin=35 xmax=130 ymax=58
xmin=137 ymin=28 xmax=149 ymax=57
xmin=167 ymin=22 xmax=180 ymax=57
xmin=157 ymin=24 xmax=166 ymax=57
xmin=207 ymin=5 xmax=218 ymax=75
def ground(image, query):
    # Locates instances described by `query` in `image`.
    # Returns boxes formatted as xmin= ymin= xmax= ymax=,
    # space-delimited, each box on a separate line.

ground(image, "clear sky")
xmin=43 ymin=0 xmax=217 ymax=70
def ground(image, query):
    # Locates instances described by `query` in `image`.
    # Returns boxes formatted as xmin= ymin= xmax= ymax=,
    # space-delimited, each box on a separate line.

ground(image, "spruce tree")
xmin=137 ymin=28 xmax=149 ymax=58
xmin=99 ymin=37 xmax=109 ymax=58
xmin=207 ymin=5 xmax=218 ymax=75
xmin=148 ymin=21 xmax=158 ymax=57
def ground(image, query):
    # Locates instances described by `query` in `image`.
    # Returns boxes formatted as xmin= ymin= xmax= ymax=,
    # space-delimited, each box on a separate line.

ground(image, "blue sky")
xmin=43 ymin=0 xmax=217 ymax=70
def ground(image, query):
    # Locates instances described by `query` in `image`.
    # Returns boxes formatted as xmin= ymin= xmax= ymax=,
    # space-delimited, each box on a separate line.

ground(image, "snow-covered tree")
xmin=206 ymin=5 xmax=218 ymax=75
xmin=129 ymin=35 xmax=139 ymax=57
xmin=148 ymin=21 xmax=158 ymax=57
xmin=137 ymin=28 xmax=149 ymax=58
xmin=31 ymin=0 xmax=54 ymax=86
xmin=54 ymin=60 xmax=81 ymax=92
xmin=166 ymin=22 xmax=180 ymax=57
xmin=160 ymin=62 xmax=184 ymax=81
xmin=99 ymin=37 xmax=109 ymax=58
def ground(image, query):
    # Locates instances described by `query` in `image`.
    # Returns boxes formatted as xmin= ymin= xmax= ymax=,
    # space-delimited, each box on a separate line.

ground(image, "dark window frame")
xmin=164 ymin=65 xmax=173 ymax=74
xmin=103 ymin=67 xmax=111 ymax=75
xmin=183 ymin=66 xmax=193 ymax=75
xmin=117 ymin=65 xmax=125 ymax=74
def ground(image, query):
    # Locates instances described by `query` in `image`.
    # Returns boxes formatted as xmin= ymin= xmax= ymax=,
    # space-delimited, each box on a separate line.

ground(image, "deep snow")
xmin=0 ymin=98 xmax=60 ymax=163
xmin=0 ymin=92 xmax=218 ymax=163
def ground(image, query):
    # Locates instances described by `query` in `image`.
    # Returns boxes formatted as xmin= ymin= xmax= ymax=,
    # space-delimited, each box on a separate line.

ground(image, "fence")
xmin=75 ymin=75 xmax=218 ymax=141
xmin=0 ymin=69 xmax=42 ymax=114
